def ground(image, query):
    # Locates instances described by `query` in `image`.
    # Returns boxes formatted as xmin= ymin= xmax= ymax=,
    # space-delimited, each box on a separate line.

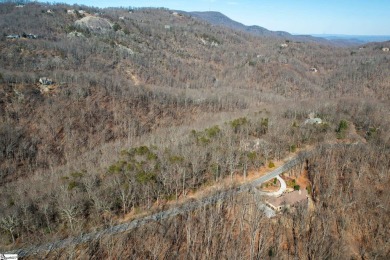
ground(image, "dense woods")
xmin=22 ymin=141 xmax=389 ymax=259
xmin=0 ymin=2 xmax=389 ymax=259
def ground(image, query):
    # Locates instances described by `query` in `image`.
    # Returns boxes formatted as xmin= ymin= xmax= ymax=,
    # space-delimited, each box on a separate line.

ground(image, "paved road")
xmin=7 ymin=149 xmax=313 ymax=258
xmin=255 ymin=175 xmax=287 ymax=197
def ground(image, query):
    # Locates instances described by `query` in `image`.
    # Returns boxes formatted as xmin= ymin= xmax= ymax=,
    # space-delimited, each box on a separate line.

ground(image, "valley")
xmin=0 ymin=2 xmax=389 ymax=259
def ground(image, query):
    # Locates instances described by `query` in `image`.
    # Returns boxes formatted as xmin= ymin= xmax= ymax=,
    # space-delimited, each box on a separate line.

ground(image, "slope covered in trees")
xmin=0 ymin=2 xmax=389 ymax=259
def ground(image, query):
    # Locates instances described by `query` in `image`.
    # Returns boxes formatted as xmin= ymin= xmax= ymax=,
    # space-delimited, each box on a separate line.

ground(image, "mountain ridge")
xmin=183 ymin=11 xmax=378 ymax=47
xmin=0 ymin=4 xmax=389 ymax=259
xmin=183 ymin=11 xmax=333 ymax=44
xmin=187 ymin=11 xmax=289 ymax=37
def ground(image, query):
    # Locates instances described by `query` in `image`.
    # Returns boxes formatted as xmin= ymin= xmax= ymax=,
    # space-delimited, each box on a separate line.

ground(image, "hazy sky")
xmin=53 ymin=0 xmax=389 ymax=35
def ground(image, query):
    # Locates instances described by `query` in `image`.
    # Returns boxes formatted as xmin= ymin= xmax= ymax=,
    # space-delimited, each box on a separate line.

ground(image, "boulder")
xmin=74 ymin=16 xmax=112 ymax=32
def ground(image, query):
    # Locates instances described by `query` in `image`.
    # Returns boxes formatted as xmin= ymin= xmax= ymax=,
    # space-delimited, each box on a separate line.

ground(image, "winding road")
xmin=255 ymin=175 xmax=287 ymax=197
xmin=7 ymin=149 xmax=312 ymax=258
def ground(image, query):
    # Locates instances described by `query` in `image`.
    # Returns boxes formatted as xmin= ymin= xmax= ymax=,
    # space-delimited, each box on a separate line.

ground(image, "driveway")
xmin=254 ymin=175 xmax=287 ymax=197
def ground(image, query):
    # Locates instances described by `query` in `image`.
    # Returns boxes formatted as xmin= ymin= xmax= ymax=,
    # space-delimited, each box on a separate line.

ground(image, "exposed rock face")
xmin=74 ymin=16 xmax=112 ymax=32
xmin=117 ymin=44 xmax=134 ymax=55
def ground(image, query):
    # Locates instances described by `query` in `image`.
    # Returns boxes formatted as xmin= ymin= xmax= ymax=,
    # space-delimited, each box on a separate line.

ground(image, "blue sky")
xmin=51 ymin=0 xmax=389 ymax=35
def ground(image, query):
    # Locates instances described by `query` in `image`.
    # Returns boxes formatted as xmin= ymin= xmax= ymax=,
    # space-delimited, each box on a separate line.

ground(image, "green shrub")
xmin=366 ymin=127 xmax=379 ymax=141
xmin=268 ymin=161 xmax=275 ymax=168
xmin=286 ymin=180 xmax=295 ymax=188
xmin=120 ymin=149 xmax=130 ymax=157
xmin=205 ymin=125 xmax=221 ymax=138
xmin=268 ymin=247 xmax=274 ymax=257
xmin=290 ymin=144 xmax=297 ymax=152
xmin=336 ymin=120 xmax=348 ymax=139
xmin=247 ymin=152 xmax=257 ymax=161
xmin=230 ymin=117 xmax=249 ymax=132
xmin=169 ymin=155 xmax=184 ymax=164
xmin=257 ymin=117 xmax=268 ymax=134
xmin=67 ymin=180 xmax=78 ymax=190
xmin=147 ymin=152 xmax=158 ymax=161
xmin=136 ymin=171 xmax=156 ymax=184
xmin=133 ymin=146 xmax=150 ymax=156
xmin=211 ymin=164 xmax=221 ymax=178
xmin=198 ymin=136 xmax=210 ymax=145
xmin=113 ymin=22 xmax=122 ymax=32
xmin=164 ymin=194 xmax=176 ymax=201
xmin=108 ymin=164 xmax=122 ymax=174
xmin=320 ymin=123 xmax=330 ymax=132
xmin=293 ymin=184 xmax=300 ymax=190
xmin=337 ymin=120 xmax=348 ymax=131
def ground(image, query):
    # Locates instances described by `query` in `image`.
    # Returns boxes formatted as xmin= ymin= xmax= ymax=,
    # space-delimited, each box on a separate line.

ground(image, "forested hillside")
xmin=0 ymin=2 xmax=389 ymax=259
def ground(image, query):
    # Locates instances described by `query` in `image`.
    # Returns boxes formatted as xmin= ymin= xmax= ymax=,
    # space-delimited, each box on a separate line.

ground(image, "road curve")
xmin=7 ymin=149 xmax=313 ymax=258
xmin=255 ymin=175 xmax=287 ymax=197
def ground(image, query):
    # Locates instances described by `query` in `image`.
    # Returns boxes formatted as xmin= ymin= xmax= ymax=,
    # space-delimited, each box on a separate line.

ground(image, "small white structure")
xmin=305 ymin=118 xmax=322 ymax=124
xmin=67 ymin=9 xmax=75 ymax=14
xmin=68 ymin=31 xmax=85 ymax=38
xmin=0 ymin=254 xmax=17 ymax=260
xmin=26 ymin=34 xmax=38 ymax=39
xmin=382 ymin=47 xmax=389 ymax=52
xmin=39 ymin=77 xmax=53 ymax=85
xmin=15 ymin=5 xmax=24 ymax=8
xmin=304 ymin=112 xmax=322 ymax=125
xmin=309 ymin=67 xmax=318 ymax=73
xmin=119 ymin=16 xmax=125 ymax=20
xmin=78 ymin=10 xmax=86 ymax=15
xmin=6 ymin=34 xmax=20 ymax=39
xmin=164 ymin=25 xmax=171 ymax=30
xmin=280 ymin=43 xmax=288 ymax=48
xmin=47 ymin=9 xmax=53 ymax=13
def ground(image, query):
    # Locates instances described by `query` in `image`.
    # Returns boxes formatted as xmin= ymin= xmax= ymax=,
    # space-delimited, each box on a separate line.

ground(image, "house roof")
xmin=267 ymin=189 xmax=308 ymax=208
xmin=304 ymin=118 xmax=322 ymax=125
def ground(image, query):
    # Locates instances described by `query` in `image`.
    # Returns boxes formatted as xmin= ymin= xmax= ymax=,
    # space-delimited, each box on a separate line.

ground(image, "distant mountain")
xmin=183 ymin=11 xmax=333 ymax=45
xmin=186 ymin=11 xmax=289 ymax=38
xmin=187 ymin=11 xmax=390 ymax=46
xmin=312 ymin=34 xmax=390 ymax=44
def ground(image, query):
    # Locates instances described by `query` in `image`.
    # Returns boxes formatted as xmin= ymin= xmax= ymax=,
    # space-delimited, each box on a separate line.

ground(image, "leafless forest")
xmin=0 ymin=2 xmax=389 ymax=259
